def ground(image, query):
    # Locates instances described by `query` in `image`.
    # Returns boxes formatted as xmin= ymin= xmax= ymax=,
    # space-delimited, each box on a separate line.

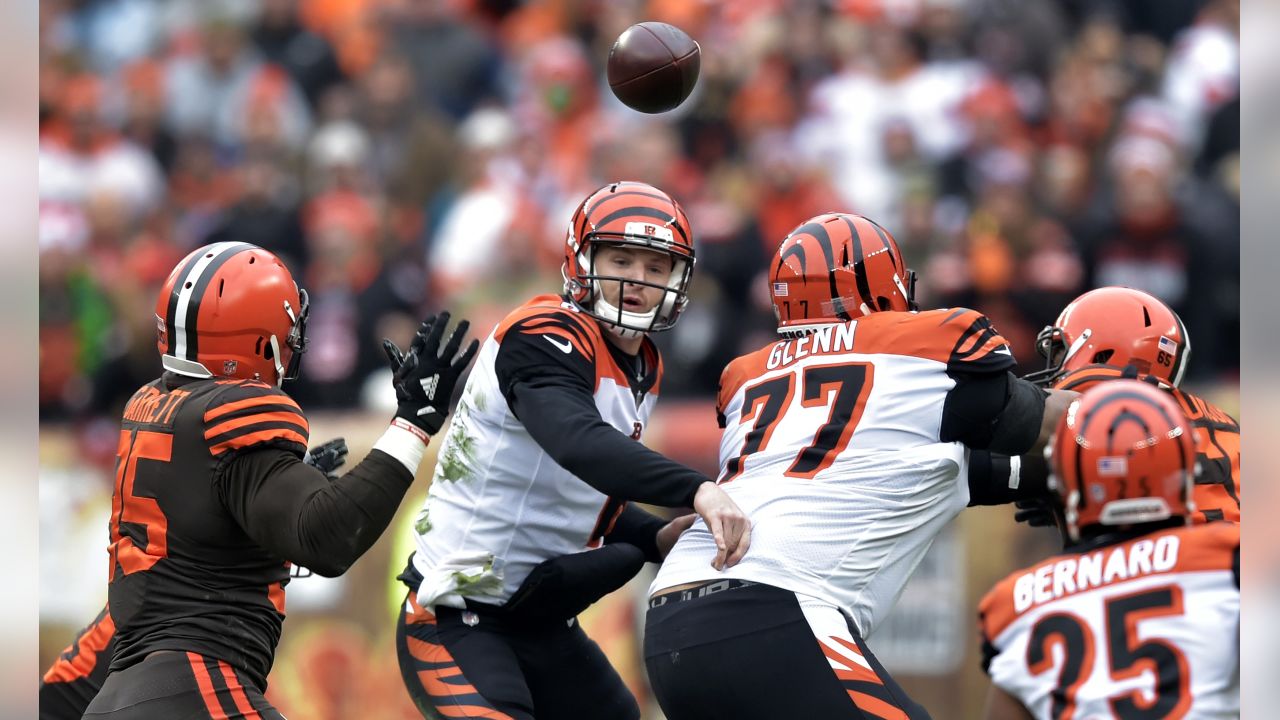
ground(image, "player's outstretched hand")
xmin=656 ymin=513 xmax=697 ymax=560
xmin=692 ymin=482 xmax=751 ymax=571
xmin=382 ymin=311 xmax=480 ymax=437
xmin=304 ymin=437 xmax=348 ymax=480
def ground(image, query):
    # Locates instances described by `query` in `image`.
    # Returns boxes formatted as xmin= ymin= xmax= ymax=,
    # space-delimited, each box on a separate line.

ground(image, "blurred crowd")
xmin=39 ymin=0 xmax=1240 ymax=424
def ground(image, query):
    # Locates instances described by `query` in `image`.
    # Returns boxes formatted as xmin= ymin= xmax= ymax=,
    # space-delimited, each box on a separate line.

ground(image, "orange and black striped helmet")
xmin=769 ymin=212 xmax=916 ymax=336
xmin=155 ymin=242 xmax=308 ymax=385
xmin=562 ymin=181 xmax=695 ymax=338
xmin=1048 ymin=380 xmax=1196 ymax=542
xmin=1026 ymin=286 xmax=1190 ymax=388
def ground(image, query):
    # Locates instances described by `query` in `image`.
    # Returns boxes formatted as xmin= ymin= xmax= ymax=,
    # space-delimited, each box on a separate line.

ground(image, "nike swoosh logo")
xmin=543 ymin=335 xmax=573 ymax=354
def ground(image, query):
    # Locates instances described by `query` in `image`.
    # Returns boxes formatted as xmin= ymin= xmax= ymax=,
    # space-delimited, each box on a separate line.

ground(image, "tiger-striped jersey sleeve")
xmin=860 ymin=308 xmax=1016 ymax=374
xmin=494 ymin=301 xmax=599 ymax=397
xmin=1051 ymin=364 xmax=1149 ymax=392
xmin=203 ymin=381 xmax=309 ymax=459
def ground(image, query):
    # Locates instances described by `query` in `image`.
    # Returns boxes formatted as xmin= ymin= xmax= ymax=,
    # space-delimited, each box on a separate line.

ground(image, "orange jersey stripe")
xmin=205 ymin=393 xmax=302 ymax=422
xmin=209 ymin=428 xmax=308 ymax=456
xmin=187 ymin=652 xmax=228 ymax=720
xmin=204 ymin=410 xmax=309 ymax=440
xmin=848 ymin=690 xmax=910 ymax=720
xmin=42 ymin=610 xmax=116 ymax=683
xmin=436 ymin=705 xmax=515 ymax=719
xmin=217 ymin=661 xmax=262 ymax=719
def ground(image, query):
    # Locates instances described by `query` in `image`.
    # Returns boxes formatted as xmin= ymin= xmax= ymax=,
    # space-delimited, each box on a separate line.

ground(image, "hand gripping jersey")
xmin=107 ymin=376 xmax=309 ymax=690
xmin=1053 ymin=365 xmax=1240 ymax=523
xmin=652 ymin=308 xmax=1014 ymax=636
xmin=410 ymin=295 xmax=664 ymax=609
xmin=979 ymin=522 xmax=1239 ymax=720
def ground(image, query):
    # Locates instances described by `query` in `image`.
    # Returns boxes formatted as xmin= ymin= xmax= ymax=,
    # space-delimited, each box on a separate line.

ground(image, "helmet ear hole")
xmin=1092 ymin=349 xmax=1114 ymax=364
xmin=876 ymin=296 xmax=892 ymax=311
xmin=260 ymin=338 xmax=274 ymax=360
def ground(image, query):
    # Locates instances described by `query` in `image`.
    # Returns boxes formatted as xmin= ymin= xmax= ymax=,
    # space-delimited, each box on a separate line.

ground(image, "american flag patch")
xmin=1158 ymin=336 xmax=1178 ymax=355
xmin=772 ymin=282 xmax=789 ymax=297
xmin=1097 ymin=456 xmax=1128 ymax=476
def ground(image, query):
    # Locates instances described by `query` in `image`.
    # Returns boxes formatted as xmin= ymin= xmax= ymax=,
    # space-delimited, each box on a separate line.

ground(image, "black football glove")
xmin=303 ymin=437 xmax=349 ymax=481
xmin=382 ymin=311 xmax=480 ymax=436
xmin=1013 ymin=496 xmax=1059 ymax=528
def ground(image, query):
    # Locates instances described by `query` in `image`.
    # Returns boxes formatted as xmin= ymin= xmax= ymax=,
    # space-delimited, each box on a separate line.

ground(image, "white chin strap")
xmin=269 ymin=334 xmax=285 ymax=386
xmin=593 ymin=295 xmax=656 ymax=340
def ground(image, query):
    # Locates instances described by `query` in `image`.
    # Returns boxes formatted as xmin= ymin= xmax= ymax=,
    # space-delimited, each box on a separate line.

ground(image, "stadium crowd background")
xmin=38 ymin=0 xmax=1239 ymax=718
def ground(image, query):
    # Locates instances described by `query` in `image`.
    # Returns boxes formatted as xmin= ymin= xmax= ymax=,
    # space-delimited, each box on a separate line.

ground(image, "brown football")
xmin=607 ymin=22 xmax=701 ymax=114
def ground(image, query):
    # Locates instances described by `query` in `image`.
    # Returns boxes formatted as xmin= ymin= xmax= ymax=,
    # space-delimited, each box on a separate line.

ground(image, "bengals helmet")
xmin=155 ymin=242 xmax=308 ymax=385
xmin=562 ymin=181 xmax=695 ymax=338
xmin=1027 ymin=287 xmax=1190 ymax=388
xmin=769 ymin=212 xmax=917 ymax=337
xmin=1048 ymin=380 xmax=1196 ymax=542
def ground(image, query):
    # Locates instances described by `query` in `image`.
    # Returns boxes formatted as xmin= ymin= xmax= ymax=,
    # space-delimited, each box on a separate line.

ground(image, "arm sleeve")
xmin=966 ymin=451 xmax=1051 ymax=506
xmin=604 ymin=504 xmax=667 ymax=563
xmin=495 ymin=313 xmax=710 ymax=508
xmin=942 ymin=371 xmax=1047 ymax=456
xmin=216 ymin=446 xmax=414 ymax=577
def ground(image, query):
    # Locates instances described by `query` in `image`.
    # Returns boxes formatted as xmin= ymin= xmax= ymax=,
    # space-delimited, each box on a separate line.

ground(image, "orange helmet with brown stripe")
xmin=769 ymin=212 xmax=917 ymax=337
xmin=1048 ymin=380 xmax=1196 ymax=542
xmin=562 ymin=181 xmax=695 ymax=339
xmin=1027 ymin=286 xmax=1190 ymax=389
xmin=155 ymin=242 xmax=309 ymax=386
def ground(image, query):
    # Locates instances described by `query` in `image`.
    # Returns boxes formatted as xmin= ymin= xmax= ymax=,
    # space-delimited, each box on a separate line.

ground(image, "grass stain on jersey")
xmin=451 ymin=558 xmax=502 ymax=596
xmin=438 ymin=432 xmax=478 ymax=483
xmin=415 ymin=507 xmax=432 ymax=535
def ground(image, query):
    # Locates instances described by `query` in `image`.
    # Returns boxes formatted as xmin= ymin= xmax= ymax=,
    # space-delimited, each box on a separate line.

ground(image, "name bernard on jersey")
xmin=1013 ymin=535 xmax=1180 ymax=612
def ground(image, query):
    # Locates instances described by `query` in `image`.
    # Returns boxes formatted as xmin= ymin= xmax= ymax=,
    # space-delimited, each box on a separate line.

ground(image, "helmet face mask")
xmin=562 ymin=182 xmax=696 ymax=339
xmin=769 ymin=212 xmax=917 ymax=337
xmin=156 ymin=242 xmax=310 ymax=386
xmin=1047 ymin=380 xmax=1197 ymax=543
xmin=1025 ymin=287 xmax=1190 ymax=388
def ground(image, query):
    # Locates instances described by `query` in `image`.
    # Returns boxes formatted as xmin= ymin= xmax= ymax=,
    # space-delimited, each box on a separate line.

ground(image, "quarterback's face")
xmin=594 ymin=245 xmax=674 ymax=313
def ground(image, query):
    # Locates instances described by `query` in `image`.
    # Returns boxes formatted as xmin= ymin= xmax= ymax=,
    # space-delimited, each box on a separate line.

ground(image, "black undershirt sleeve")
xmin=604 ymin=504 xmax=668 ymax=563
xmin=966 ymin=450 xmax=1051 ymax=506
xmin=217 ymin=446 xmax=414 ymax=577
xmin=508 ymin=378 xmax=709 ymax=507
xmin=941 ymin=371 xmax=1047 ymax=456
xmin=495 ymin=317 xmax=710 ymax=508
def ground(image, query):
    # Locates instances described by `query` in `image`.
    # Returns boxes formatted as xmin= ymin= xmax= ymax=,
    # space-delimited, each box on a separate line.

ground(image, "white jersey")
xmin=411 ymin=295 xmax=662 ymax=610
xmin=653 ymin=308 xmax=1015 ymax=636
xmin=979 ymin=523 xmax=1240 ymax=719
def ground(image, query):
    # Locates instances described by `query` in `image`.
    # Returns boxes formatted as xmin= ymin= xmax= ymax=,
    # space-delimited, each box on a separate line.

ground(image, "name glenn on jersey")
xmin=1012 ymin=534 xmax=1180 ymax=613
xmin=766 ymin=323 xmax=858 ymax=370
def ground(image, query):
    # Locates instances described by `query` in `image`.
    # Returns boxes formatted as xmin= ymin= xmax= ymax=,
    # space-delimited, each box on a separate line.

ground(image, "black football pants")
xmin=83 ymin=650 xmax=284 ymax=719
xmin=395 ymin=588 xmax=639 ymax=720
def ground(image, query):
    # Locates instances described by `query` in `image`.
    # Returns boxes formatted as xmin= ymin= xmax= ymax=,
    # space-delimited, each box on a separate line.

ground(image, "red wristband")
xmin=391 ymin=417 xmax=430 ymax=445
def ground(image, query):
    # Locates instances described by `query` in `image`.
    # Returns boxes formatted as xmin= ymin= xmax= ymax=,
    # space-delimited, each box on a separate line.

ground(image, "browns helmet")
xmin=562 ymin=181 xmax=695 ymax=338
xmin=769 ymin=212 xmax=916 ymax=337
xmin=1048 ymin=380 xmax=1196 ymax=542
xmin=155 ymin=242 xmax=308 ymax=385
xmin=1027 ymin=287 xmax=1190 ymax=388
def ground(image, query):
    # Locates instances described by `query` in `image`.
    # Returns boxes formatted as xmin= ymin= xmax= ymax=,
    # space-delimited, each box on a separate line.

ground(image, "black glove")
xmin=502 ymin=544 xmax=646 ymax=624
xmin=382 ymin=311 xmax=480 ymax=436
xmin=303 ymin=437 xmax=349 ymax=481
xmin=1013 ymin=496 xmax=1059 ymax=528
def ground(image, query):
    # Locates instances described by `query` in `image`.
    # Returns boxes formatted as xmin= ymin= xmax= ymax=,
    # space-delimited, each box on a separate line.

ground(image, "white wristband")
xmin=1008 ymin=455 xmax=1022 ymax=490
xmin=374 ymin=421 xmax=429 ymax=474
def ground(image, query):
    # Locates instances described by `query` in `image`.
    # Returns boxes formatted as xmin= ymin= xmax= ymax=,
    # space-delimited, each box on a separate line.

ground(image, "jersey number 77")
xmin=720 ymin=362 xmax=874 ymax=483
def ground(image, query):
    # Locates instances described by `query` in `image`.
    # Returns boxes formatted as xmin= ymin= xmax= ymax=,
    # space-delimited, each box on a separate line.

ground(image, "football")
xmin=606 ymin=21 xmax=701 ymax=114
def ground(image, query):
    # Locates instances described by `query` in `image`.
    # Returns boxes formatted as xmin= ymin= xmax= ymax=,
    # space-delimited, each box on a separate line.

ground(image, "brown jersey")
xmin=107 ymin=375 xmax=309 ymax=690
xmin=1053 ymin=365 xmax=1240 ymax=523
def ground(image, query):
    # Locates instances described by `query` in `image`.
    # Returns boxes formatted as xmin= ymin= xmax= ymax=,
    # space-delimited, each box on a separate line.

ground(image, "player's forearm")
xmin=511 ymin=380 xmax=709 ymax=507
xmin=603 ymin=504 xmax=667 ymax=562
xmin=224 ymin=445 xmax=414 ymax=576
